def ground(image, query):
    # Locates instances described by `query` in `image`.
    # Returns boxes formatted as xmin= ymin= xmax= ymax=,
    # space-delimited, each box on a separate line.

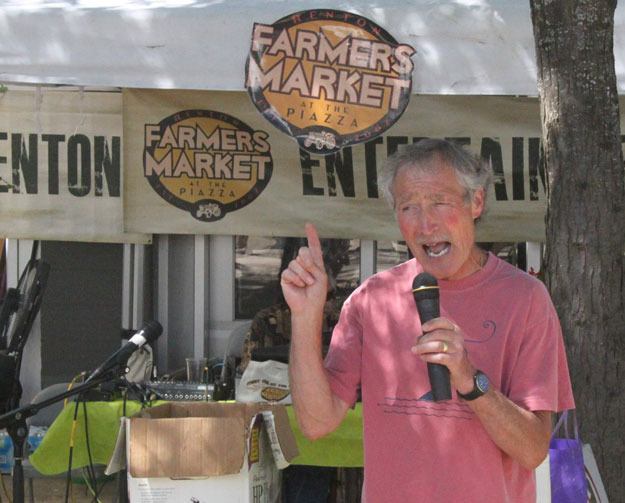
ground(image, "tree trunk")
xmin=530 ymin=0 xmax=625 ymax=498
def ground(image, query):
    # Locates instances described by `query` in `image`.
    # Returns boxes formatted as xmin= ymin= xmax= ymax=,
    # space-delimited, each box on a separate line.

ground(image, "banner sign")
xmin=144 ymin=109 xmax=273 ymax=222
xmin=246 ymin=9 xmax=415 ymax=155
xmin=124 ymin=89 xmax=557 ymax=242
xmin=0 ymin=89 xmax=149 ymax=243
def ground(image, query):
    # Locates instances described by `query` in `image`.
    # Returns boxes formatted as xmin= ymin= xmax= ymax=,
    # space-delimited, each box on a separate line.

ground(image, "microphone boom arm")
xmin=0 ymin=369 xmax=126 ymax=503
xmin=0 ymin=372 xmax=120 ymax=430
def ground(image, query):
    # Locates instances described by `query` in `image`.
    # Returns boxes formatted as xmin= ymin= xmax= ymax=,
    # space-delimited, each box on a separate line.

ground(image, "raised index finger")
xmin=305 ymin=222 xmax=324 ymax=268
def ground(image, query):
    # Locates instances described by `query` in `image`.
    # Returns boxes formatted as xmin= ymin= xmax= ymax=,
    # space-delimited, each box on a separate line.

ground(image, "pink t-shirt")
xmin=325 ymin=254 xmax=574 ymax=503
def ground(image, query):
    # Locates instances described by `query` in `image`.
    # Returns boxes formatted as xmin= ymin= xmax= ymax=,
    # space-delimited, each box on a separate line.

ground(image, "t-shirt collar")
xmin=438 ymin=251 xmax=497 ymax=292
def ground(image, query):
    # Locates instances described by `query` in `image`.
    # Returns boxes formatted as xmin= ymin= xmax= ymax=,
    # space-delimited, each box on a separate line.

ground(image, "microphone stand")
xmin=0 ymin=370 xmax=126 ymax=503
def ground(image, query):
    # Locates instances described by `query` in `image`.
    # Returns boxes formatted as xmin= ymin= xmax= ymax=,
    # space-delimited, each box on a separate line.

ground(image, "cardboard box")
xmin=112 ymin=402 xmax=298 ymax=503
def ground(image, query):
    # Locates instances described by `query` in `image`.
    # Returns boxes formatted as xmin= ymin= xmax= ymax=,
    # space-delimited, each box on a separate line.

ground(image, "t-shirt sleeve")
xmin=323 ymin=293 xmax=363 ymax=407
xmin=507 ymin=283 xmax=575 ymax=412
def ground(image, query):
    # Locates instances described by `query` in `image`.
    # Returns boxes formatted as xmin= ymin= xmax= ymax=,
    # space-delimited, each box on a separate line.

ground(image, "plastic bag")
xmin=550 ymin=410 xmax=587 ymax=503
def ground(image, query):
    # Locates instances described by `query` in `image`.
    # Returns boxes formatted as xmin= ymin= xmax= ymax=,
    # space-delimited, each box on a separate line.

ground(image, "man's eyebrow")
xmin=431 ymin=191 xmax=461 ymax=201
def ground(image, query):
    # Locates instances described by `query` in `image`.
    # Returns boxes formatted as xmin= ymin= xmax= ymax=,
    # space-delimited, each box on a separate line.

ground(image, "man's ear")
xmin=471 ymin=188 xmax=485 ymax=220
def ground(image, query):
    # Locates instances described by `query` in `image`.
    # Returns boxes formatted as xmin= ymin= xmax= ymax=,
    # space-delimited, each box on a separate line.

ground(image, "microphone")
xmin=85 ymin=320 xmax=162 ymax=382
xmin=412 ymin=273 xmax=451 ymax=402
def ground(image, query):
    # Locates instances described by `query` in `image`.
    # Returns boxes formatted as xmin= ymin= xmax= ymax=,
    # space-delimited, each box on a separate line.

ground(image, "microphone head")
xmin=412 ymin=272 xmax=439 ymax=302
xmin=138 ymin=320 xmax=163 ymax=344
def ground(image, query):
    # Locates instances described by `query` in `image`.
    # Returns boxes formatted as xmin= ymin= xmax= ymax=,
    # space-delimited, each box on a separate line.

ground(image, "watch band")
xmin=457 ymin=370 xmax=489 ymax=401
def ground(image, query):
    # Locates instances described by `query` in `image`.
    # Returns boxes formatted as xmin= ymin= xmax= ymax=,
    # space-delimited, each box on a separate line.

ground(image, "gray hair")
xmin=378 ymin=138 xmax=493 ymax=214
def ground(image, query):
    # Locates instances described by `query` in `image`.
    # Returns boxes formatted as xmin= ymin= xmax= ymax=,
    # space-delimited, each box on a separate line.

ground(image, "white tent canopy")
xmin=2 ymin=0 xmax=625 ymax=95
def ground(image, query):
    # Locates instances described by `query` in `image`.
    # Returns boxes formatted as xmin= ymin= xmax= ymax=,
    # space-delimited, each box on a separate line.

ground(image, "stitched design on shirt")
xmin=379 ymin=395 xmax=474 ymax=420
xmin=464 ymin=319 xmax=496 ymax=344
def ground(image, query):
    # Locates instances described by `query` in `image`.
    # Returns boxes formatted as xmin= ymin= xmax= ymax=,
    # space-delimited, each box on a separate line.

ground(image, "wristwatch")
xmin=457 ymin=370 xmax=490 ymax=401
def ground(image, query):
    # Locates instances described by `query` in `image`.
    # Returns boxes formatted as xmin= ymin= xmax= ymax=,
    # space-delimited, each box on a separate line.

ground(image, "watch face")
xmin=476 ymin=372 xmax=490 ymax=393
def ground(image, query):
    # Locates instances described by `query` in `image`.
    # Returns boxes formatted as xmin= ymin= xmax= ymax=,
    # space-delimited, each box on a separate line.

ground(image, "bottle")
xmin=0 ymin=431 xmax=14 ymax=474
xmin=27 ymin=426 xmax=47 ymax=454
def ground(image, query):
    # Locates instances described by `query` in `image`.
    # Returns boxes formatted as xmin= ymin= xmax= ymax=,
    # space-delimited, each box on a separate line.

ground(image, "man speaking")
xmin=281 ymin=139 xmax=574 ymax=501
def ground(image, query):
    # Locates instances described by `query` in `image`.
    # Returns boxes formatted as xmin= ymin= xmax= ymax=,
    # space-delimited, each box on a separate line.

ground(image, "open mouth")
xmin=423 ymin=242 xmax=451 ymax=258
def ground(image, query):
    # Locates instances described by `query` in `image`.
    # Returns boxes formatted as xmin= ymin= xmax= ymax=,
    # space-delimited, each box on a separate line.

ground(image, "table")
xmin=29 ymin=400 xmax=364 ymax=475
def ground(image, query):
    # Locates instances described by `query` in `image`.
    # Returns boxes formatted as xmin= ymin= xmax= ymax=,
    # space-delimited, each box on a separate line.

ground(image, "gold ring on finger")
xmin=441 ymin=341 xmax=449 ymax=353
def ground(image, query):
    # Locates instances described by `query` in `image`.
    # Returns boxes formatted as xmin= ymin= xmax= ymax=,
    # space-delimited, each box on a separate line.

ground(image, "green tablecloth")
xmin=29 ymin=401 xmax=363 ymax=475
xmin=287 ymin=404 xmax=363 ymax=467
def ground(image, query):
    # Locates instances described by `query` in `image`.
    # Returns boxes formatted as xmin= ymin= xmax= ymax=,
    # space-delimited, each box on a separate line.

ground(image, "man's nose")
xmin=416 ymin=208 xmax=439 ymax=235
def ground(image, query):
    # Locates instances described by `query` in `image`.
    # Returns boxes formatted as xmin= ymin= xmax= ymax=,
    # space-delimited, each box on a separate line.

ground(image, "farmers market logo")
xmin=246 ymin=9 xmax=415 ymax=155
xmin=144 ymin=110 xmax=272 ymax=221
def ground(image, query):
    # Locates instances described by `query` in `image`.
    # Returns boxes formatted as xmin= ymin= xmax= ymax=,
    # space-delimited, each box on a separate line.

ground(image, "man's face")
xmin=393 ymin=160 xmax=484 ymax=281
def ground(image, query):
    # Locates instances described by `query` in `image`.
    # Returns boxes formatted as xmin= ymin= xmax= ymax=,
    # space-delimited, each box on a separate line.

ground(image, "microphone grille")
xmin=142 ymin=320 xmax=163 ymax=343
xmin=412 ymin=272 xmax=439 ymax=299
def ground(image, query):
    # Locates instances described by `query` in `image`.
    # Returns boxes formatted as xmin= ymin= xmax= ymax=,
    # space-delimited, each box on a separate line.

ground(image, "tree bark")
xmin=530 ymin=0 xmax=625 ymax=498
